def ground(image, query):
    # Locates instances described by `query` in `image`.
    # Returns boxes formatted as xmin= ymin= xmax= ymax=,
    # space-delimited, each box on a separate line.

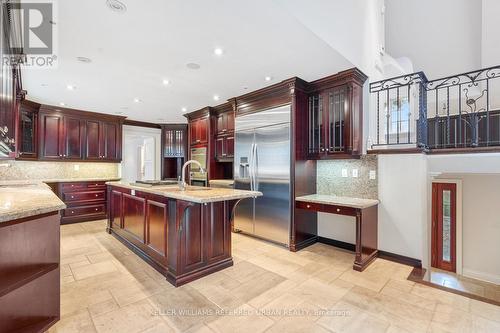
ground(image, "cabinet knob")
xmin=71 ymin=185 xmax=74 ymax=187
xmin=71 ymin=196 xmax=74 ymax=199
xmin=336 ymin=208 xmax=340 ymax=212
xmin=95 ymin=194 xmax=99 ymax=197
xmin=306 ymin=204 xmax=311 ymax=208
xmin=95 ymin=208 xmax=99 ymax=211
xmin=71 ymin=211 xmax=74 ymax=214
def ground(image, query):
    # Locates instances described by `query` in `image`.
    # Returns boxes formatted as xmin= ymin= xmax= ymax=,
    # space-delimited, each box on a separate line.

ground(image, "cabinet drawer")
xmin=63 ymin=204 xmax=106 ymax=217
xmin=296 ymin=201 xmax=323 ymax=212
xmin=61 ymin=182 xmax=86 ymax=192
xmin=63 ymin=190 xmax=106 ymax=202
xmin=87 ymin=182 xmax=107 ymax=190
xmin=322 ymin=204 xmax=357 ymax=217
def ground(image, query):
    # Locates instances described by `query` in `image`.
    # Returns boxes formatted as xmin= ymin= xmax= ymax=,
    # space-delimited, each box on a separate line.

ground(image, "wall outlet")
xmin=73 ymin=164 xmax=80 ymax=171
xmin=369 ymin=170 xmax=377 ymax=180
xmin=341 ymin=169 xmax=348 ymax=178
xmin=352 ymin=169 xmax=359 ymax=178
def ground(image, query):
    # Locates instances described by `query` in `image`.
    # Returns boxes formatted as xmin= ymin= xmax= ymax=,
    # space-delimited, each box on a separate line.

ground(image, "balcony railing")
xmin=369 ymin=65 xmax=500 ymax=151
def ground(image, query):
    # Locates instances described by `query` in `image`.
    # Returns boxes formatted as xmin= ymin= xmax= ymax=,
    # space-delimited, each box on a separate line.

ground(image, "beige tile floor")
xmin=429 ymin=268 xmax=500 ymax=303
xmin=48 ymin=220 xmax=500 ymax=333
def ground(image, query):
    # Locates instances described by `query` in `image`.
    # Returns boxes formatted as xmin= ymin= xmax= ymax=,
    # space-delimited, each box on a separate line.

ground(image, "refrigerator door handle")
xmin=248 ymin=142 xmax=255 ymax=191
xmin=253 ymin=143 xmax=259 ymax=191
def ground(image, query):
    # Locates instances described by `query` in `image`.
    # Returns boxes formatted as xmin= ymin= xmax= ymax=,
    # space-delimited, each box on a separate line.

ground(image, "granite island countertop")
xmin=296 ymin=194 xmax=379 ymax=209
xmin=0 ymin=181 xmax=66 ymax=223
xmin=107 ymin=181 xmax=262 ymax=204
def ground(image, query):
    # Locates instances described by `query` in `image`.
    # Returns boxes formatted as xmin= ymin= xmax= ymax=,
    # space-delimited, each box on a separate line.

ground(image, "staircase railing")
xmin=370 ymin=65 xmax=500 ymax=151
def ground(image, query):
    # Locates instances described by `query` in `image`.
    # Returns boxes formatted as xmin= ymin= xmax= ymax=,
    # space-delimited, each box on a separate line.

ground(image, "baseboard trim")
xmin=317 ymin=237 xmax=355 ymax=252
xmin=317 ymin=237 xmax=422 ymax=268
xmin=462 ymin=268 xmax=500 ymax=285
xmin=378 ymin=250 xmax=422 ymax=268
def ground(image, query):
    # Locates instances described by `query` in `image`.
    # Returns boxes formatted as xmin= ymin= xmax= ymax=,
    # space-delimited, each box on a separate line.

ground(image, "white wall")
xmin=481 ymin=0 xmax=500 ymax=68
xmin=378 ymin=154 xmax=428 ymax=260
xmin=385 ymin=0 xmax=482 ymax=78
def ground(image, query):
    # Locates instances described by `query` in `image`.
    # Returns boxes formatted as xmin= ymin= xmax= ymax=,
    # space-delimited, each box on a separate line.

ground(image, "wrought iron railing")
xmin=369 ymin=65 xmax=500 ymax=150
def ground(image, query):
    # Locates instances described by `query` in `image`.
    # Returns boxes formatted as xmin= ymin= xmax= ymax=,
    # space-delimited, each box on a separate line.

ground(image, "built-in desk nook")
xmin=295 ymin=194 xmax=379 ymax=271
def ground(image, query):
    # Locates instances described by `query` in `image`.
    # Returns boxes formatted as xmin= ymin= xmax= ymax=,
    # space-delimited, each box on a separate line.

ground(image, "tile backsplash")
xmin=0 ymin=160 xmax=120 ymax=181
xmin=316 ymin=155 xmax=378 ymax=199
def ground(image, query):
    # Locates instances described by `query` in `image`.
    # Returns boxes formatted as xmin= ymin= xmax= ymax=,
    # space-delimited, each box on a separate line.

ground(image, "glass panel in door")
xmin=327 ymin=87 xmax=346 ymax=153
xmin=308 ymin=94 xmax=323 ymax=155
xmin=431 ymin=182 xmax=456 ymax=272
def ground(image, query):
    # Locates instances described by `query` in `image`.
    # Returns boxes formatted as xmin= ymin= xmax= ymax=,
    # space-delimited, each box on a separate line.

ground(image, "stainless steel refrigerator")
xmin=233 ymin=105 xmax=291 ymax=246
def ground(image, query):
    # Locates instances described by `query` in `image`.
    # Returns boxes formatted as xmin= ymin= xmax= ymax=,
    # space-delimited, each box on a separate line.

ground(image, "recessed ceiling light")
xmin=106 ymin=0 xmax=127 ymax=13
xmin=214 ymin=48 xmax=223 ymax=56
xmin=115 ymin=112 xmax=124 ymax=115
xmin=181 ymin=107 xmax=187 ymax=112
xmin=59 ymin=102 xmax=65 ymax=106
xmin=162 ymin=79 xmax=170 ymax=85
xmin=133 ymin=98 xmax=141 ymax=103
xmin=265 ymin=76 xmax=273 ymax=81
xmin=76 ymin=56 xmax=92 ymax=63
xmin=186 ymin=62 xmax=200 ymax=70
xmin=66 ymin=85 xmax=76 ymax=91
xmin=213 ymin=95 xmax=220 ymax=101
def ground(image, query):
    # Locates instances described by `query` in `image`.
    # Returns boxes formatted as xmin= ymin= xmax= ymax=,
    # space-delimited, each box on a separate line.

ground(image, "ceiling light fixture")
xmin=213 ymin=95 xmax=220 ymax=101
xmin=59 ymin=102 xmax=65 ymax=106
xmin=181 ymin=107 xmax=187 ymax=112
xmin=133 ymin=98 xmax=141 ymax=103
xmin=265 ymin=76 xmax=273 ymax=82
xmin=186 ymin=63 xmax=200 ymax=70
xmin=214 ymin=48 xmax=223 ymax=56
xmin=162 ymin=79 xmax=170 ymax=85
xmin=76 ymin=56 xmax=92 ymax=63
xmin=66 ymin=85 xmax=76 ymax=90
xmin=106 ymin=0 xmax=127 ymax=13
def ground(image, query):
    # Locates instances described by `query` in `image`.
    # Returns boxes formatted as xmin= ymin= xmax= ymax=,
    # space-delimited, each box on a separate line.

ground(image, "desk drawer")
xmin=296 ymin=201 xmax=322 ymax=212
xmin=322 ymin=204 xmax=357 ymax=217
xmin=87 ymin=182 xmax=107 ymax=190
xmin=63 ymin=190 xmax=106 ymax=202
xmin=296 ymin=201 xmax=357 ymax=216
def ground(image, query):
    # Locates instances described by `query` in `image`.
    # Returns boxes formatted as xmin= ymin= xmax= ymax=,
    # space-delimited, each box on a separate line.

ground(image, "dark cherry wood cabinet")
xmin=306 ymin=69 xmax=367 ymax=159
xmin=37 ymin=105 xmax=125 ymax=162
xmin=161 ymin=124 xmax=187 ymax=180
xmin=189 ymin=116 xmax=209 ymax=146
xmin=39 ymin=112 xmax=64 ymax=160
xmin=216 ymin=111 xmax=234 ymax=135
xmin=213 ymin=102 xmax=235 ymax=162
xmin=17 ymin=100 xmax=40 ymax=160
xmin=0 ymin=211 xmax=60 ymax=332
xmin=50 ymin=181 xmax=108 ymax=224
xmin=215 ymin=135 xmax=234 ymax=161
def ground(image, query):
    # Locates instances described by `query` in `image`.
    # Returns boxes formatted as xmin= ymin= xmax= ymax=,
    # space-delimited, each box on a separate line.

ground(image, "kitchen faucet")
xmin=179 ymin=160 xmax=206 ymax=191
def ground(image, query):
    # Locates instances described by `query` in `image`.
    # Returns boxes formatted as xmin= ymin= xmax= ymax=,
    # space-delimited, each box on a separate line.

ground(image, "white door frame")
xmin=429 ymin=178 xmax=463 ymax=275
xmin=122 ymin=125 xmax=162 ymax=181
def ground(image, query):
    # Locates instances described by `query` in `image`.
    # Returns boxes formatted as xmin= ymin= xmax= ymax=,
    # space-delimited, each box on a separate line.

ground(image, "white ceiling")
xmin=22 ymin=0 xmax=352 ymax=123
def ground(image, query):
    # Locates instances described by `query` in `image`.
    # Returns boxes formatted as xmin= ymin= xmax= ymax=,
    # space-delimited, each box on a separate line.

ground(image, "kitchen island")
xmin=106 ymin=181 xmax=261 ymax=286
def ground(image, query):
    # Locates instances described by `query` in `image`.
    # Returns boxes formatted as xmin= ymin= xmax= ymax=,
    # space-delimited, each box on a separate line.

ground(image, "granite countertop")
xmin=107 ymin=181 xmax=261 ymax=204
xmin=0 ymin=181 xmax=66 ymax=223
xmin=296 ymin=194 xmax=379 ymax=209
xmin=42 ymin=178 xmax=121 ymax=183
xmin=209 ymin=179 xmax=234 ymax=185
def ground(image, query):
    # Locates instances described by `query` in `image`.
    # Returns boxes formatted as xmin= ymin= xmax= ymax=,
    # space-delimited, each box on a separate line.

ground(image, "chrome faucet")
xmin=179 ymin=160 xmax=206 ymax=191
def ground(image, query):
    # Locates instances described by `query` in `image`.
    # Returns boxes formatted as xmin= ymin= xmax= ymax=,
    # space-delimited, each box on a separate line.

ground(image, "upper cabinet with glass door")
xmin=306 ymin=68 xmax=367 ymax=159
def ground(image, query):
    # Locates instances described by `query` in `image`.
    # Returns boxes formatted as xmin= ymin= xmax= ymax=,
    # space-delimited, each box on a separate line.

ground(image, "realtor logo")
xmin=2 ymin=0 xmax=58 ymax=68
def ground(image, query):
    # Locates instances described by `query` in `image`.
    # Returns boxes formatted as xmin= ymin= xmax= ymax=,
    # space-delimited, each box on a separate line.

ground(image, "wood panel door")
xmin=63 ymin=116 xmax=85 ymax=159
xmin=85 ymin=120 xmax=101 ymax=160
xmin=39 ymin=113 xmax=63 ymax=159
xmin=101 ymin=122 xmax=119 ymax=161
xmin=431 ymin=182 xmax=457 ymax=272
